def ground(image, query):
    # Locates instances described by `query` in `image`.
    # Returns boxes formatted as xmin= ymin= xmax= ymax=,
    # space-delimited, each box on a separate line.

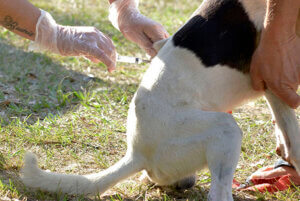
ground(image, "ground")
xmin=0 ymin=0 xmax=299 ymax=200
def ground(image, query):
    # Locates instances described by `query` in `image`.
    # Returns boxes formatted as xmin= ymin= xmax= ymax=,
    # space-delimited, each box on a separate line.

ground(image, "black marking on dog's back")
xmin=173 ymin=0 xmax=257 ymax=73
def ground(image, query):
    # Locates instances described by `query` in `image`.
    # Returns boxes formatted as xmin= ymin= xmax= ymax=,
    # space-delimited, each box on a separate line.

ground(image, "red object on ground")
xmin=243 ymin=175 xmax=292 ymax=193
xmin=232 ymin=168 xmax=293 ymax=194
xmin=232 ymin=179 xmax=240 ymax=188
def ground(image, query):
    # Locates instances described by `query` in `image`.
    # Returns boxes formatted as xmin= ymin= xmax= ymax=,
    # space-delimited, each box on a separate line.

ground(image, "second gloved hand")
xmin=32 ymin=10 xmax=116 ymax=72
xmin=109 ymin=0 xmax=169 ymax=57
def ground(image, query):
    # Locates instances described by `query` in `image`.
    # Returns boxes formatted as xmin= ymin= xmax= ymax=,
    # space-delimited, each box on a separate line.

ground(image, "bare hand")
xmin=250 ymin=32 xmax=300 ymax=108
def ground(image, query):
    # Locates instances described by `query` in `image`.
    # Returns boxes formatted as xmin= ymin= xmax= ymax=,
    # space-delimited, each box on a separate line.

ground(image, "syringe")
xmin=117 ymin=54 xmax=151 ymax=64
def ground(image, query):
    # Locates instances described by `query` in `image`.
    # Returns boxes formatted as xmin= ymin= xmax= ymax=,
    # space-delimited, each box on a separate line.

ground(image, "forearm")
xmin=264 ymin=0 xmax=300 ymax=38
xmin=297 ymin=9 xmax=300 ymax=36
xmin=0 ymin=0 xmax=40 ymax=40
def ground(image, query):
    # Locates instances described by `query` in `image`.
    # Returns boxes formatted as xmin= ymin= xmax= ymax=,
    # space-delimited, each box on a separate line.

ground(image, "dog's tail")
xmin=22 ymin=152 xmax=144 ymax=195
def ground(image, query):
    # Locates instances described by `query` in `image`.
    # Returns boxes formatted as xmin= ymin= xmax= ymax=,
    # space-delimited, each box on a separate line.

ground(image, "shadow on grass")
xmin=0 ymin=37 xmax=137 ymax=199
xmin=95 ymin=186 xmax=257 ymax=201
xmin=0 ymin=38 xmax=137 ymax=126
xmin=0 ymin=175 xmax=259 ymax=201
xmin=0 ymin=153 xmax=6 ymax=170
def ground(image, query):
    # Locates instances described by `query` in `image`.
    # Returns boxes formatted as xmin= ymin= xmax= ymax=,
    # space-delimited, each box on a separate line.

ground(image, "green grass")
xmin=0 ymin=0 xmax=299 ymax=200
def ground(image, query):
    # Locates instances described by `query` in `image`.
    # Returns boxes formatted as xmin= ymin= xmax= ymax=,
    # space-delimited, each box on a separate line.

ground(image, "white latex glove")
xmin=31 ymin=10 xmax=116 ymax=72
xmin=109 ymin=0 xmax=169 ymax=57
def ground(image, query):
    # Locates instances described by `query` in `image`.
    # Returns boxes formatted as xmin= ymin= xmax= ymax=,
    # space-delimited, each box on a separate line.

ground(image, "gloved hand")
xmin=109 ymin=0 xmax=169 ymax=57
xmin=31 ymin=10 xmax=116 ymax=72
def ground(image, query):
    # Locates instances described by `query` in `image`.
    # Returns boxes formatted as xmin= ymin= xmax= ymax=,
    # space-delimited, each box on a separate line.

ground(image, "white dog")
xmin=22 ymin=0 xmax=300 ymax=200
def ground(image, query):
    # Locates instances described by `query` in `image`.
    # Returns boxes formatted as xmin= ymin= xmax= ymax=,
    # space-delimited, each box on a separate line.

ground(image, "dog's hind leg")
xmin=265 ymin=90 xmax=300 ymax=173
xmin=148 ymin=111 xmax=241 ymax=201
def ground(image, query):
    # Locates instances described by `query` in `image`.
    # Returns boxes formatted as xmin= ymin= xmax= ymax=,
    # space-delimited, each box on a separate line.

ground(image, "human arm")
xmin=0 ymin=0 xmax=116 ymax=71
xmin=0 ymin=0 xmax=40 ymax=40
xmin=108 ymin=0 xmax=169 ymax=57
xmin=250 ymin=0 xmax=300 ymax=108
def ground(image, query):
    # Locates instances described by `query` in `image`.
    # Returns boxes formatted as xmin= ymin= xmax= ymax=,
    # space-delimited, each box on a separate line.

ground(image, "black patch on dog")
xmin=173 ymin=0 xmax=257 ymax=73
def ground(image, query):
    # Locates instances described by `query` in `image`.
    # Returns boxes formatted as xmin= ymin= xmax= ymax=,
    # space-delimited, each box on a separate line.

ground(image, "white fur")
xmin=239 ymin=0 xmax=267 ymax=30
xmin=22 ymin=1 xmax=300 ymax=200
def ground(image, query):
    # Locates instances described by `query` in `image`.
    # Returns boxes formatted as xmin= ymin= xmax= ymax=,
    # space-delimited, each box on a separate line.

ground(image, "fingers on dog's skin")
xmin=139 ymin=33 xmax=157 ymax=57
xmin=250 ymin=63 xmax=265 ymax=91
xmin=251 ymin=77 xmax=265 ymax=91
xmin=250 ymin=59 xmax=300 ymax=108
xmin=146 ymin=24 xmax=169 ymax=42
xmin=164 ymin=32 xmax=169 ymax=38
xmin=143 ymin=25 xmax=169 ymax=57
xmin=270 ymin=85 xmax=300 ymax=109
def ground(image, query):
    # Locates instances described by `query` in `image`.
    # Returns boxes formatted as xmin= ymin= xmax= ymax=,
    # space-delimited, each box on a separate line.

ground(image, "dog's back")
xmin=135 ymin=0 xmax=265 ymax=113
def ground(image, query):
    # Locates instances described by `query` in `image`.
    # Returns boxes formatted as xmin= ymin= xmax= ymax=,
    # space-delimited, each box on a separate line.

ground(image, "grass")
xmin=0 ymin=0 xmax=299 ymax=200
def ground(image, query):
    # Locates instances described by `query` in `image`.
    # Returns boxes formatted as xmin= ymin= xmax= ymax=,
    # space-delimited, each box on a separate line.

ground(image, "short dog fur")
xmin=22 ymin=0 xmax=300 ymax=200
